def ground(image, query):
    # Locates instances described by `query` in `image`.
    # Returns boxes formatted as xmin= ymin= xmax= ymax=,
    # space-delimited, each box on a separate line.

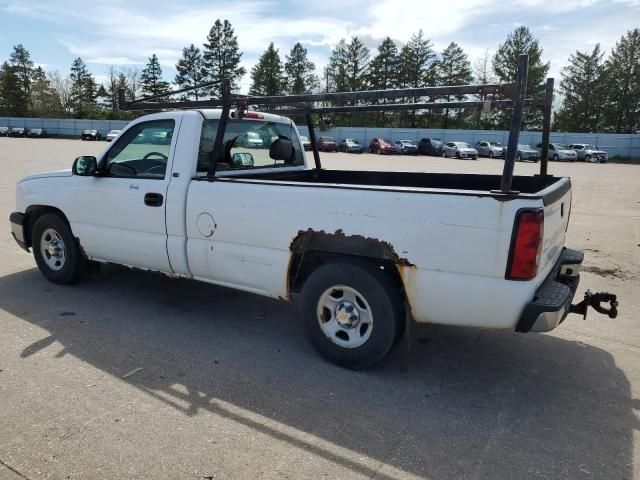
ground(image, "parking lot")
xmin=1 ymin=137 xmax=639 ymax=479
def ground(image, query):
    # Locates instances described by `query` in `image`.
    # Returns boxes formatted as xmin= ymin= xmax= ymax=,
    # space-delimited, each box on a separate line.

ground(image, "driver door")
xmin=71 ymin=117 xmax=180 ymax=272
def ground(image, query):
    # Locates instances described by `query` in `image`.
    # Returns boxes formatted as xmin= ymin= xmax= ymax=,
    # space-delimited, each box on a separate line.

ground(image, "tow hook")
xmin=570 ymin=290 xmax=619 ymax=320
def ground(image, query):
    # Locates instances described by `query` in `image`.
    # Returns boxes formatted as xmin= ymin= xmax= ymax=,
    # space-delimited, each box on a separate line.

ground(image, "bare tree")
xmin=47 ymin=70 xmax=73 ymax=115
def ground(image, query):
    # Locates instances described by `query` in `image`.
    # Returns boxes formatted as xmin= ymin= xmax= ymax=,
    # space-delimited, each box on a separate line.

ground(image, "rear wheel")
xmin=516 ymin=154 xmax=522 ymax=162
xmin=585 ymin=154 xmax=591 ymax=162
xmin=489 ymin=151 xmax=494 ymax=159
xmin=300 ymin=261 xmax=402 ymax=369
xmin=32 ymin=213 xmax=85 ymax=284
xmin=553 ymin=154 xmax=559 ymax=161
xmin=442 ymin=151 xmax=447 ymax=158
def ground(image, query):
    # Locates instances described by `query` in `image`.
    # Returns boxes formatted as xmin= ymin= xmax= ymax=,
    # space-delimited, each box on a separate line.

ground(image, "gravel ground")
xmin=0 ymin=137 xmax=639 ymax=480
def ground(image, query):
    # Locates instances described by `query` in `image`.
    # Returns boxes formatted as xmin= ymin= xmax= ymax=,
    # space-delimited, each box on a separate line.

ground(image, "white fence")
xmin=2 ymin=116 xmax=638 ymax=158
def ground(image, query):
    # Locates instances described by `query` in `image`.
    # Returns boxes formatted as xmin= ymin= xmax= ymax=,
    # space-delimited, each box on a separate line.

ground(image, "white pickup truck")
xmin=9 ymin=109 xmax=614 ymax=369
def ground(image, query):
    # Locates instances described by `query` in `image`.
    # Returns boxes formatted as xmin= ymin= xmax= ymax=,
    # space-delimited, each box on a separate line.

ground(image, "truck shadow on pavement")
xmin=1 ymin=266 xmax=638 ymax=479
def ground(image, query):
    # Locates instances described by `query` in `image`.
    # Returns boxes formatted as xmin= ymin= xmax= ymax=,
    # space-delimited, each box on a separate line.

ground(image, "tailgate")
xmin=539 ymin=178 xmax=572 ymax=274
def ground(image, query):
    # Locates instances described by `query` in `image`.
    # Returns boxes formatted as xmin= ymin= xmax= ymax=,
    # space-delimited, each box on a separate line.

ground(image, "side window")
xmin=105 ymin=120 xmax=174 ymax=179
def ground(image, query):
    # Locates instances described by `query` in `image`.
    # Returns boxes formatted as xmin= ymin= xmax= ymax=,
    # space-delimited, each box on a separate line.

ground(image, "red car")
xmin=317 ymin=136 xmax=338 ymax=152
xmin=369 ymin=137 xmax=397 ymax=155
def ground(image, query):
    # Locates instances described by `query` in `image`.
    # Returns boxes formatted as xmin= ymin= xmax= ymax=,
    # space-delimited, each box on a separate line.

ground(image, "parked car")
xmin=338 ymin=138 xmax=364 ymax=153
xmin=151 ymin=131 xmax=172 ymax=145
xmin=9 ymin=107 xmax=606 ymax=369
xmin=515 ymin=144 xmax=540 ymax=162
xmin=394 ymin=140 xmax=418 ymax=155
xmin=475 ymin=141 xmax=504 ymax=158
xmin=27 ymin=128 xmax=47 ymax=138
xmin=417 ymin=138 xmax=443 ymax=156
xmin=81 ymin=129 xmax=102 ymax=141
xmin=536 ymin=143 xmax=577 ymax=162
xmin=8 ymin=127 xmax=26 ymax=137
xmin=569 ymin=144 xmax=608 ymax=163
xmin=369 ymin=137 xmax=397 ymax=155
xmin=106 ymin=129 xmax=121 ymax=142
xmin=299 ymin=135 xmax=311 ymax=151
xmin=236 ymin=131 xmax=264 ymax=149
xmin=317 ymin=136 xmax=338 ymax=152
xmin=0 ymin=126 xmax=9 ymax=136
xmin=442 ymin=142 xmax=478 ymax=159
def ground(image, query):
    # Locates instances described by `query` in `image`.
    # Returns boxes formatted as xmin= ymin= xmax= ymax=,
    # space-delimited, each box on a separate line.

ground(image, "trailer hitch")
xmin=570 ymin=290 xmax=618 ymax=320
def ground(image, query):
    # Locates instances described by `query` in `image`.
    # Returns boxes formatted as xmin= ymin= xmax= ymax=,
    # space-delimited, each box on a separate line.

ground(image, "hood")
xmin=586 ymin=148 xmax=606 ymax=154
xmin=19 ymin=169 xmax=72 ymax=182
xmin=559 ymin=149 xmax=577 ymax=154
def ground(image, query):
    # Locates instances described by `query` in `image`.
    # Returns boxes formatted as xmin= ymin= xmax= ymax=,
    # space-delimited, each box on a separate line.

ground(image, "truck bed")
xmin=227 ymin=169 xmax=569 ymax=202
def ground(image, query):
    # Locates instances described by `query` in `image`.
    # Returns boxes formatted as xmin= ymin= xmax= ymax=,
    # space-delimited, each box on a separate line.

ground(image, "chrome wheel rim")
xmin=40 ymin=228 xmax=66 ymax=271
xmin=317 ymin=285 xmax=373 ymax=349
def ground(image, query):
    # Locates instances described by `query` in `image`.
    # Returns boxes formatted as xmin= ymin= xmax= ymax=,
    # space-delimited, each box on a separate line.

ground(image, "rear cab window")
xmin=197 ymin=117 xmax=305 ymax=174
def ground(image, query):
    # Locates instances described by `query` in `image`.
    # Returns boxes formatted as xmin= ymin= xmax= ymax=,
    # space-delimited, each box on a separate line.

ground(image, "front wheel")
xmin=553 ymin=154 xmax=559 ymax=162
xmin=32 ymin=213 xmax=85 ymax=284
xmin=442 ymin=152 xmax=447 ymax=158
xmin=300 ymin=261 xmax=402 ymax=370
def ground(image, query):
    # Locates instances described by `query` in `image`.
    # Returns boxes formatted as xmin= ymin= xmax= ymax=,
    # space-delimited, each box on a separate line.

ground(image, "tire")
xmin=442 ymin=151 xmax=447 ymax=158
xmin=489 ymin=151 xmax=494 ymax=159
xmin=300 ymin=261 xmax=402 ymax=370
xmin=456 ymin=152 xmax=461 ymax=159
xmin=584 ymin=155 xmax=591 ymax=163
xmin=32 ymin=213 xmax=85 ymax=285
xmin=553 ymin=154 xmax=559 ymax=162
xmin=516 ymin=154 xmax=522 ymax=162
xmin=377 ymin=149 xmax=381 ymax=155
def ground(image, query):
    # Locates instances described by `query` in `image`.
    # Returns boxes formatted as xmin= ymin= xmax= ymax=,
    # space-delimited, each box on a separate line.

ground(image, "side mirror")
xmin=72 ymin=156 xmax=97 ymax=176
xmin=232 ymin=152 xmax=254 ymax=168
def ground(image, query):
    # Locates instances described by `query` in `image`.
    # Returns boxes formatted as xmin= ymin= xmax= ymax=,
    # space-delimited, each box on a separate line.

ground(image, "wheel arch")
xmin=23 ymin=205 xmax=72 ymax=249
xmin=287 ymin=229 xmax=413 ymax=305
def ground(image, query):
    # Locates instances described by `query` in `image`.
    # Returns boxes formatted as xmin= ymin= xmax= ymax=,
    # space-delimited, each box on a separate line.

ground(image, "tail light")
xmin=243 ymin=112 xmax=264 ymax=119
xmin=506 ymin=209 xmax=544 ymax=280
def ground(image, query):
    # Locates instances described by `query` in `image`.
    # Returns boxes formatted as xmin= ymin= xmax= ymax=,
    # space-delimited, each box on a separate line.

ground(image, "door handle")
xmin=144 ymin=192 xmax=163 ymax=207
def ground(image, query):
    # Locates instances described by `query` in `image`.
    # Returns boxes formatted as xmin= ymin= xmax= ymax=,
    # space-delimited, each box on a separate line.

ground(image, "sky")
xmin=0 ymin=0 xmax=638 ymax=92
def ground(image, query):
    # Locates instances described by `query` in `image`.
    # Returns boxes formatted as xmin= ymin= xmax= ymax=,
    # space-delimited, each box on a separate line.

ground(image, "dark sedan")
xmin=81 ymin=129 xmax=102 ymax=141
xmin=338 ymin=138 xmax=364 ymax=153
xmin=8 ymin=127 xmax=26 ymax=137
xmin=27 ymin=128 xmax=47 ymax=138
xmin=418 ymin=137 xmax=443 ymax=156
xmin=317 ymin=136 xmax=338 ymax=152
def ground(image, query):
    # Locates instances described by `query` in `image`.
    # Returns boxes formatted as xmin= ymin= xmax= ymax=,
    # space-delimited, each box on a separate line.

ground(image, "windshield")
xmin=584 ymin=144 xmax=596 ymax=149
xmin=518 ymin=144 xmax=533 ymax=150
xmin=454 ymin=142 xmax=472 ymax=148
xmin=346 ymin=139 xmax=360 ymax=145
xmin=321 ymin=137 xmax=335 ymax=142
xmin=299 ymin=136 xmax=309 ymax=141
xmin=554 ymin=144 xmax=571 ymax=150
xmin=109 ymin=130 xmax=121 ymax=134
xmin=490 ymin=142 xmax=502 ymax=147
xmin=198 ymin=119 xmax=304 ymax=172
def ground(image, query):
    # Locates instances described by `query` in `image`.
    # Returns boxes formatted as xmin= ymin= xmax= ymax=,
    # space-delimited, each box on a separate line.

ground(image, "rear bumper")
xmin=516 ymin=248 xmax=584 ymax=333
xmin=10 ymin=212 xmax=29 ymax=251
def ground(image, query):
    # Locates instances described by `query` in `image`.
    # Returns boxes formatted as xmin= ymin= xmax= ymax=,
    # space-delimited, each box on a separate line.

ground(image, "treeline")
xmin=0 ymin=22 xmax=638 ymax=132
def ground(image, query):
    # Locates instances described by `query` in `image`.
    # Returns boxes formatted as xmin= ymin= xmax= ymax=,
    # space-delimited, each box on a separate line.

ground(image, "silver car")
xmin=536 ymin=143 xmax=578 ymax=162
xmin=569 ymin=143 xmax=607 ymax=163
xmin=516 ymin=144 xmax=540 ymax=162
xmin=442 ymin=142 xmax=478 ymax=159
xmin=475 ymin=140 xmax=504 ymax=158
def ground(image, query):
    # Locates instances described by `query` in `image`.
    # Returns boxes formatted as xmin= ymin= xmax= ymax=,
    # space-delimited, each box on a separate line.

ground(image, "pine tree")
xmin=140 ymin=54 xmax=170 ymax=98
xmin=249 ymin=42 xmax=286 ymax=96
xmin=367 ymin=37 xmax=400 ymax=126
xmin=602 ymin=29 xmax=640 ymax=133
xmin=555 ymin=44 xmax=606 ymax=132
xmin=175 ymin=44 xmax=207 ymax=100
xmin=493 ymin=27 xmax=550 ymax=128
xmin=202 ymin=19 xmax=246 ymax=96
xmin=8 ymin=44 xmax=34 ymax=113
xmin=397 ymin=30 xmax=436 ymax=127
xmin=325 ymin=39 xmax=349 ymax=92
xmin=368 ymin=37 xmax=399 ymax=90
xmin=0 ymin=62 xmax=27 ymax=116
xmin=284 ymin=42 xmax=319 ymax=94
xmin=436 ymin=42 xmax=473 ymax=128
xmin=30 ymin=66 xmax=58 ymax=116
xmin=69 ymin=57 xmax=97 ymax=116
